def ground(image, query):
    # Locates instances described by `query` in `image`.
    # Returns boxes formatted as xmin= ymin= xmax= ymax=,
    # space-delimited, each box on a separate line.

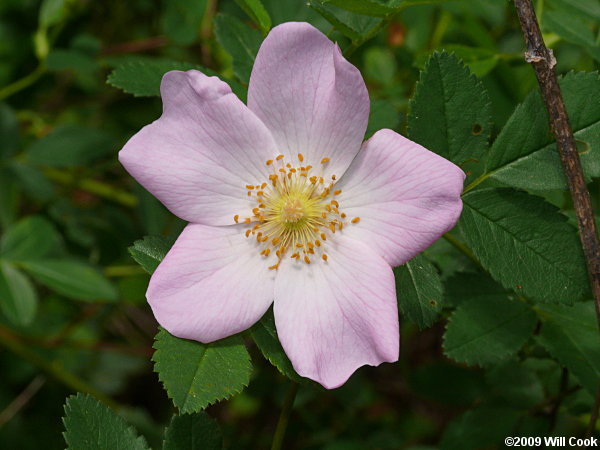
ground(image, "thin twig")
xmin=0 ymin=325 xmax=120 ymax=410
xmin=512 ymin=0 xmax=600 ymax=326
xmin=270 ymin=382 xmax=299 ymax=450
xmin=0 ymin=375 xmax=46 ymax=428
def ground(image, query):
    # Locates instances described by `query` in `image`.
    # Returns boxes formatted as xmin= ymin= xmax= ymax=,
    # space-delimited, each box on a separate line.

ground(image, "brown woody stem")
xmin=512 ymin=0 xmax=600 ymax=327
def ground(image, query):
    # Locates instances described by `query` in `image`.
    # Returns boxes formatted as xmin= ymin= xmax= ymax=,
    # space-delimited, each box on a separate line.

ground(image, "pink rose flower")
xmin=119 ymin=22 xmax=464 ymax=389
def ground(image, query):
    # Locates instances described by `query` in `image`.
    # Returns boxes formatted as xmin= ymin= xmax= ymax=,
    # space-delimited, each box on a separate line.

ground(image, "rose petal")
xmin=248 ymin=22 xmax=369 ymax=178
xmin=335 ymin=129 xmax=465 ymax=267
xmin=273 ymin=235 xmax=399 ymax=389
xmin=119 ymin=70 xmax=278 ymax=225
xmin=148 ymin=223 xmax=276 ymax=342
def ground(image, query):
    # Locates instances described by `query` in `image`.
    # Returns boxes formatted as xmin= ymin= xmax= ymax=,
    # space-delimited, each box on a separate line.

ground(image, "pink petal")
xmin=119 ymin=70 xmax=278 ymax=226
xmin=274 ymin=235 xmax=399 ymax=389
xmin=335 ymin=129 xmax=465 ymax=267
xmin=248 ymin=22 xmax=369 ymax=179
xmin=147 ymin=223 xmax=276 ymax=342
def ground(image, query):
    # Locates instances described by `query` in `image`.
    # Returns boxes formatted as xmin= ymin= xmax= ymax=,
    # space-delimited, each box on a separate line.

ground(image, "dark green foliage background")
xmin=0 ymin=0 xmax=598 ymax=448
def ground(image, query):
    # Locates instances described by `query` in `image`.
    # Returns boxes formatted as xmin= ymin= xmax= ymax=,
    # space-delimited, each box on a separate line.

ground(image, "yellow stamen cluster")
xmin=234 ymin=154 xmax=361 ymax=270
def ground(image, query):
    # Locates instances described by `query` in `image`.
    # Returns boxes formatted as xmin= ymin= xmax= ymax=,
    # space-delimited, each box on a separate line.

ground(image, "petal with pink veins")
xmin=274 ymin=236 xmax=399 ymax=389
xmin=335 ymin=129 xmax=465 ymax=267
xmin=148 ymin=223 xmax=276 ymax=342
xmin=119 ymin=70 xmax=278 ymax=226
xmin=248 ymin=22 xmax=369 ymax=178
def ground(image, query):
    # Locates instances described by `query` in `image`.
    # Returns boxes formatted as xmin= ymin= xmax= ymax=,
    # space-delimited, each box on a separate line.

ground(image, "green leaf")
xmin=25 ymin=125 xmax=114 ymax=167
xmin=408 ymin=52 xmax=492 ymax=173
xmin=108 ymin=59 xmax=247 ymax=101
xmin=443 ymin=298 xmax=536 ymax=366
xmin=444 ymin=271 xmax=513 ymax=308
xmin=1 ymin=216 xmax=62 ymax=261
xmin=313 ymin=0 xmax=398 ymax=18
xmin=486 ymin=361 xmax=545 ymax=407
xmin=153 ymin=328 xmax=252 ymax=412
xmin=0 ymin=262 xmax=38 ymax=326
xmin=214 ymin=14 xmax=262 ymax=84
xmin=251 ymin=309 xmax=303 ymax=382
xmin=442 ymin=45 xmax=500 ymax=77
xmin=163 ymin=412 xmax=223 ymax=450
xmin=128 ymin=235 xmax=175 ymax=274
xmin=39 ymin=0 xmax=69 ymax=28
xmin=364 ymin=47 xmax=397 ymax=86
xmin=62 ymin=393 xmax=149 ymax=450
xmin=440 ymin=406 xmax=520 ymax=450
xmin=536 ymin=302 xmax=600 ymax=395
xmin=366 ymin=98 xmax=398 ymax=137
xmin=0 ymin=168 xmax=20 ymax=229
xmin=0 ymin=102 xmax=18 ymax=158
xmin=21 ymin=259 xmax=118 ymax=302
xmin=9 ymin=162 xmax=56 ymax=201
xmin=549 ymin=0 xmax=600 ymax=20
xmin=308 ymin=1 xmax=382 ymax=41
xmin=393 ymin=254 xmax=443 ymax=328
xmin=486 ymin=72 xmax=600 ymax=190
xmin=235 ymin=0 xmax=272 ymax=35
xmin=160 ymin=0 xmax=207 ymax=45
xmin=107 ymin=59 xmax=203 ymax=97
xmin=459 ymin=188 xmax=588 ymax=303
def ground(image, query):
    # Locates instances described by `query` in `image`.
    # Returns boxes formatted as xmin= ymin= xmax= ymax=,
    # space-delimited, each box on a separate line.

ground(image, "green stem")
xmin=462 ymin=172 xmax=491 ymax=195
xmin=0 ymin=325 xmax=120 ymax=410
xmin=270 ymin=382 xmax=299 ymax=450
xmin=43 ymin=167 xmax=137 ymax=207
xmin=104 ymin=265 xmax=147 ymax=277
xmin=442 ymin=232 xmax=480 ymax=267
xmin=0 ymin=65 xmax=46 ymax=101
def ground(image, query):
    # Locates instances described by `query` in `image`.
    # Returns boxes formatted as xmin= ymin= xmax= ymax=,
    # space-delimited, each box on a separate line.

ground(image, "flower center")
xmin=235 ymin=154 xmax=361 ymax=270
xmin=281 ymin=197 xmax=305 ymax=223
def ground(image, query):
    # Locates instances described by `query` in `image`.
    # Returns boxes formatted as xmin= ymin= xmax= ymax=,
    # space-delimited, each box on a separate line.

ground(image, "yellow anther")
xmin=290 ymin=168 xmax=296 ymax=173
xmin=246 ymin=185 xmax=254 ymax=190
xmin=247 ymin=191 xmax=252 ymax=196
xmin=276 ymin=154 xmax=284 ymax=161
xmin=245 ymin=229 xmax=251 ymax=237
xmin=257 ymin=191 xmax=264 ymax=196
xmin=306 ymin=165 xmax=312 ymax=171
xmin=329 ymin=224 xmax=336 ymax=233
xmin=319 ymin=177 xmax=324 ymax=184
xmin=315 ymin=240 xmax=321 ymax=247
xmin=234 ymin=215 xmax=239 ymax=223
xmin=334 ymin=190 xmax=342 ymax=195
xmin=331 ymin=200 xmax=339 ymax=207
xmin=304 ymin=255 xmax=311 ymax=264
xmin=266 ymin=159 xmax=273 ymax=166
xmin=272 ymin=237 xmax=281 ymax=245
xmin=320 ymin=233 xmax=327 ymax=241
xmin=296 ymin=243 xmax=304 ymax=248
xmin=261 ymin=182 xmax=267 ymax=189
xmin=341 ymin=213 xmax=347 ymax=218
xmin=331 ymin=175 xmax=337 ymax=180
xmin=291 ymin=252 xmax=300 ymax=259
xmin=321 ymin=157 xmax=330 ymax=164
xmin=244 ymin=218 xmax=251 ymax=223
xmin=269 ymin=264 xmax=279 ymax=270
xmin=310 ymin=176 xmax=317 ymax=184
xmin=307 ymin=242 xmax=314 ymax=249
xmin=298 ymin=153 xmax=304 ymax=162
xmin=279 ymin=168 xmax=286 ymax=173
xmin=322 ymin=254 xmax=328 ymax=261
xmin=351 ymin=217 xmax=361 ymax=224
